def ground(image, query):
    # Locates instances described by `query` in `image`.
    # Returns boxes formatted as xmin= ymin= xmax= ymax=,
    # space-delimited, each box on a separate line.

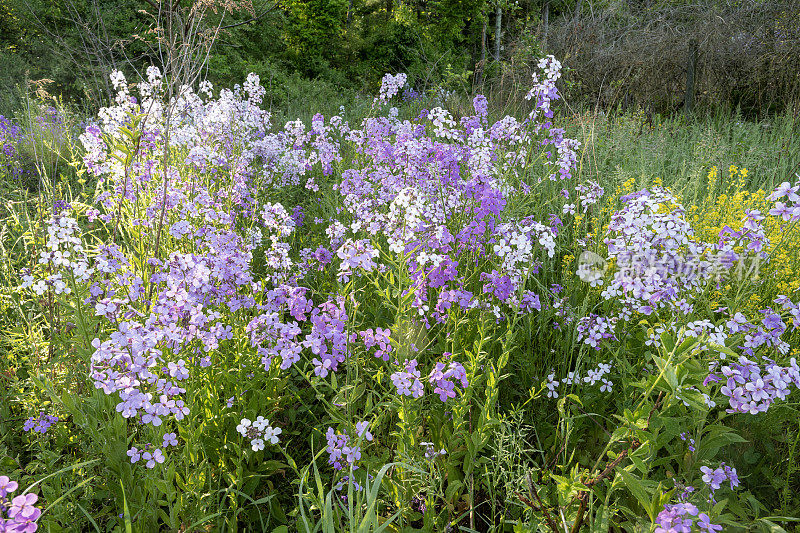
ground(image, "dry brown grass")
xmin=498 ymin=0 xmax=800 ymax=116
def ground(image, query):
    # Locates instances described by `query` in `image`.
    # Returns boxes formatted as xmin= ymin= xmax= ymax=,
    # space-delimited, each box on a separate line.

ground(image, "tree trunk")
xmin=481 ymin=11 xmax=487 ymax=63
xmin=494 ymin=4 xmax=502 ymax=61
xmin=573 ymin=0 xmax=583 ymax=21
xmin=542 ymin=1 xmax=549 ymax=48
xmin=480 ymin=11 xmax=487 ymax=81
xmin=684 ymin=38 xmax=698 ymax=115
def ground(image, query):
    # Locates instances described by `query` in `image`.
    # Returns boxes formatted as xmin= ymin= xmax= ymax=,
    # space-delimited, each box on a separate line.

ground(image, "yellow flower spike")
xmin=740 ymin=168 xmax=748 ymax=178
xmin=562 ymin=254 xmax=575 ymax=276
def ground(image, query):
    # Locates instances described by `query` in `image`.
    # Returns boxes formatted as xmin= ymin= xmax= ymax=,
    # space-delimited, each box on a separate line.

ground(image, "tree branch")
xmin=140 ymin=0 xmax=160 ymax=11
xmin=216 ymin=5 xmax=276 ymax=31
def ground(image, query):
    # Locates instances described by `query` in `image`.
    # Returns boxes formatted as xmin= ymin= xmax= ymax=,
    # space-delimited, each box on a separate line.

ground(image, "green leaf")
xmin=629 ymin=452 xmax=647 ymax=475
xmin=617 ymin=469 xmax=654 ymax=521
xmin=590 ymin=505 xmax=609 ymax=533
xmin=120 ymin=480 xmax=133 ymax=533
xmin=756 ymin=519 xmax=789 ymax=533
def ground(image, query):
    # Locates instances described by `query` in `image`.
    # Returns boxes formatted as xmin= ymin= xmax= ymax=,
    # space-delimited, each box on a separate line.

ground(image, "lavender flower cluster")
xmin=17 ymin=57 xmax=607 ymax=474
xmin=0 ymin=477 xmax=41 ymax=533
xmin=595 ymin=187 xmax=776 ymax=323
xmin=576 ymin=314 xmax=617 ymax=350
xmin=700 ymin=463 xmax=739 ymax=494
xmin=22 ymin=414 xmax=58 ymax=434
xmin=127 ymin=443 xmax=166 ymax=469
xmin=708 ymin=354 xmax=800 ymax=415
xmin=0 ymin=116 xmax=22 ymax=181
xmin=390 ymin=358 xmax=468 ymax=401
xmin=655 ymin=503 xmax=721 ymax=533
xmin=767 ymin=180 xmax=800 ymax=221
xmin=0 ymin=109 xmax=68 ymax=183
xmin=325 ymin=421 xmax=372 ymax=471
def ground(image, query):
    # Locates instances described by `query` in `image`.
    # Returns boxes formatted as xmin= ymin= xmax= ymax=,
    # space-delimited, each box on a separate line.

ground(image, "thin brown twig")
xmin=517 ymin=471 xmax=560 ymax=533
xmin=216 ymin=6 xmax=275 ymax=30
xmin=569 ymin=439 xmax=640 ymax=533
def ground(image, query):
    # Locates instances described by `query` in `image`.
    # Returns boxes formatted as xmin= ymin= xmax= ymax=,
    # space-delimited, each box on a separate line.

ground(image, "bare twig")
xmin=517 ymin=471 xmax=560 ymax=533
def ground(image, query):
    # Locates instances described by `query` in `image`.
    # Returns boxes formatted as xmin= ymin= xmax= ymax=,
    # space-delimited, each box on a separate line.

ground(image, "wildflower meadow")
xmin=1 ymin=54 xmax=800 ymax=532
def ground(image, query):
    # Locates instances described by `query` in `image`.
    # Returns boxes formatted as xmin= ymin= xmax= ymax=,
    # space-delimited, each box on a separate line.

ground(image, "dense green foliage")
xmin=4 ymin=0 xmax=797 ymax=118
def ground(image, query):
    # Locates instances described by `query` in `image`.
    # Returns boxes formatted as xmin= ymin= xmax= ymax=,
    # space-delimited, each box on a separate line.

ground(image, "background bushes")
xmin=3 ymin=0 xmax=796 ymax=119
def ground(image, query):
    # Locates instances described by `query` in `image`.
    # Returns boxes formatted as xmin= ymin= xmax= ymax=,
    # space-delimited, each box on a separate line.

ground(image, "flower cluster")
xmin=22 ymin=414 xmax=58 ymax=434
xmin=420 ymin=441 xmax=446 ymax=461
xmin=679 ymin=432 xmax=696 ymax=452
xmin=0 ymin=476 xmax=42 ymax=533
xmin=127 ymin=444 xmax=166 ymax=469
xmin=711 ymin=354 xmax=800 ymax=414
xmin=575 ymin=180 xmax=604 ymax=212
xmin=389 ymin=358 xmax=469 ymax=401
xmin=0 ymin=109 xmax=68 ymax=183
xmin=0 ymin=116 xmax=23 ymax=180
xmin=601 ymin=188 xmax=712 ymax=318
xmin=325 ymin=422 xmax=372 ymax=471
xmin=21 ymin=216 xmax=91 ymax=296
xmin=576 ymin=315 xmax=617 ymax=350
xmin=767 ymin=180 xmax=800 ymax=221
xmin=655 ymin=503 xmax=721 ymax=533
xmin=700 ymin=463 xmax=739 ymax=494
xmin=236 ymin=417 xmax=282 ymax=451
xmin=359 ymin=327 xmax=393 ymax=361
xmin=375 ymin=73 xmax=407 ymax=105
xmin=336 ymin=239 xmax=379 ymax=282
xmin=546 ymin=362 xmax=614 ymax=398
xmin=390 ymin=359 xmax=424 ymax=398
xmin=428 ymin=361 xmax=469 ymax=402
xmin=526 ymin=55 xmax=562 ymax=123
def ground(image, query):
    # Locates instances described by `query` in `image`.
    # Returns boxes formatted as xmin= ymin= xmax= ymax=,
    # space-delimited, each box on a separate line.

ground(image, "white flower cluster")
xmin=426 ymin=107 xmax=459 ymax=139
xmin=538 ymin=55 xmax=562 ymax=79
xmin=236 ymin=416 xmax=282 ymax=451
xmin=566 ymin=362 xmax=613 ymax=387
xmin=546 ymin=362 xmax=614 ymax=399
xmin=386 ymin=187 xmax=428 ymax=254
xmin=467 ymin=127 xmax=492 ymax=179
xmin=260 ymin=202 xmax=296 ymax=239
xmin=99 ymin=71 xmax=139 ymax=132
xmin=137 ymin=66 xmax=163 ymax=100
xmin=88 ymin=68 xmax=273 ymax=176
xmin=246 ymin=226 xmax=264 ymax=250
xmin=22 ymin=216 xmax=92 ymax=295
xmin=375 ymin=73 xmax=407 ymax=104
xmin=494 ymin=220 xmax=556 ymax=275
xmin=243 ymin=73 xmax=266 ymax=105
